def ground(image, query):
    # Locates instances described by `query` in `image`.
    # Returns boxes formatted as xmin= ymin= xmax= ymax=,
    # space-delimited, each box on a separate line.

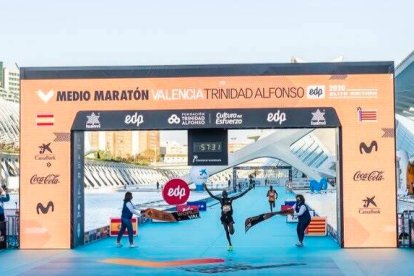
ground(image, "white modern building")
xmin=0 ymin=64 xmax=20 ymax=103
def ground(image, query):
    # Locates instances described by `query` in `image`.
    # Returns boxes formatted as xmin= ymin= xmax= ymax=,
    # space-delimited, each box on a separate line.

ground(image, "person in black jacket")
xmin=204 ymin=183 xmax=252 ymax=251
xmin=116 ymin=192 xmax=141 ymax=248
xmin=290 ymin=194 xmax=311 ymax=247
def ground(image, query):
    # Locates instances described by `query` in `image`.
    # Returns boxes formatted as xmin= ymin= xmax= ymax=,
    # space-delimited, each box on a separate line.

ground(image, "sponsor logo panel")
xmin=359 ymin=141 xmax=378 ymax=154
xmin=162 ymin=179 xmax=190 ymax=205
xmin=30 ymin=174 xmax=60 ymax=184
xmin=306 ymin=85 xmax=325 ymax=99
xmin=266 ymin=110 xmax=287 ymax=125
xmin=215 ymin=112 xmax=243 ymax=125
xmin=124 ymin=112 xmax=144 ymax=127
xmin=36 ymin=201 xmax=54 ymax=214
xmin=35 ymin=143 xmax=56 ymax=161
xmin=353 ymin=170 xmax=384 ymax=182
xmin=359 ymin=196 xmax=380 ymax=214
xmin=310 ymin=109 xmax=326 ymax=126
xmin=86 ymin=112 xmax=101 ymax=129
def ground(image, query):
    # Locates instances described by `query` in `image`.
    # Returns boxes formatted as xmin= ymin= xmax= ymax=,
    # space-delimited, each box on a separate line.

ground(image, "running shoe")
xmin=295 ymin=242 xmax=304 ymax=247
xmin=227 ymin=245 xmax=233 ymax=251
xmin=129 ymin=244 xmax=137 ymax=248
xmin=115 ymin=242 xmax=123 ymax=248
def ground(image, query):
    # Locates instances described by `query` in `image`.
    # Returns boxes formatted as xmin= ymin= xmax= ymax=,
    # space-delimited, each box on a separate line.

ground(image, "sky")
xmin=1 ymin=0 xmax=414 ymax=68
xmin=3 ymin=0 xmax=412 ymax=145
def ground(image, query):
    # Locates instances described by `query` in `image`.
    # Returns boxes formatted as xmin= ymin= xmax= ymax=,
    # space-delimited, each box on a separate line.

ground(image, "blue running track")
xmin=1 ymin=186 xmax=414 ymax=275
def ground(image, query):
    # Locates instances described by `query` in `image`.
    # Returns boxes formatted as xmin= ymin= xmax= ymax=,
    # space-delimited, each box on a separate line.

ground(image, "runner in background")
xmin=204 ymin=183 xmax=252 ymax=251
xmin=266 ymin=185 xmax=278 ymax=212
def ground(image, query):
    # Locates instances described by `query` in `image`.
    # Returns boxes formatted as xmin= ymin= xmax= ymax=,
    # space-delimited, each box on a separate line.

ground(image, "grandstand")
xmin=84 ymin=160 xmax=186 ymax=191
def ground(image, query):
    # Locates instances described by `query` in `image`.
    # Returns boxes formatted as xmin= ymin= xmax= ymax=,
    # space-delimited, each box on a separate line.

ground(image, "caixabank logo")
xmin=35 ymin=143 xmax=56 ymax=165
xmin=359 ymin=196 xmax=380 ymax=214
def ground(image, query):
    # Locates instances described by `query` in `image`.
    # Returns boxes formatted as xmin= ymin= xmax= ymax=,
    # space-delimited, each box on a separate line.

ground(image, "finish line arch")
xmin=20 ymin=62 xmax=396 ymax=249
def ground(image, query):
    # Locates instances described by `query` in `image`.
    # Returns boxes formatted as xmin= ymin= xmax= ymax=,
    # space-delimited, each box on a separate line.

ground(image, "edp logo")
xmin=125 ymin=112 xmax=144 ymax=127
xmin=162 ymin=179 xmax=190 ymax=205
xmin=267 ymin=110 xmax=287 ymax=125
xmin=306 ymin=85 xmax=325 ymax=99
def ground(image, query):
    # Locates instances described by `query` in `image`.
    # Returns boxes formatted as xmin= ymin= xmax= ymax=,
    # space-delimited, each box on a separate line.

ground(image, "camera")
xmin=1 ymin=184 xmax=6 ymax=190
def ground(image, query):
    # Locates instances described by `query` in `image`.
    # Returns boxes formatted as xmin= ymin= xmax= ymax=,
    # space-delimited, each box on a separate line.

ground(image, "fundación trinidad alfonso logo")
xmin=86 ymin=112 xmax=101 ymax=129
xmin=168 ymin=114 xmax=181 ymax=125
xmin=357 ymin=107 xmax=377 ymax=122
xmin=359 ymin=196 xmax=380 ymax=214
xmin=36 ymin=114 xmax=54 ymax=126
xmin=37 ymin=90 xmax=54 ymax=103
xmin=310 ymin=109 xmax=326 ymax=126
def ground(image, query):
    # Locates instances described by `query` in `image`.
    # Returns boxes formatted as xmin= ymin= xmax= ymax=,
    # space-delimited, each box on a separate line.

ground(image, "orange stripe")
xmin=101 ymin=258 xmax=224 ymax=268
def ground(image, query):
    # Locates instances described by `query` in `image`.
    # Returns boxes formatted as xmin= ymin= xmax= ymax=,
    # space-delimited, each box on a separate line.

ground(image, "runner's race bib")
xmin=222 ymin=205 xmax=231 ymax=213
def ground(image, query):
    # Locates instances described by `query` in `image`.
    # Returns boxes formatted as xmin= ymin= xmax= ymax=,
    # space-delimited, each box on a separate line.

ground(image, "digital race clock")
xmin=193 ymin=142 xmax=223 ymax=153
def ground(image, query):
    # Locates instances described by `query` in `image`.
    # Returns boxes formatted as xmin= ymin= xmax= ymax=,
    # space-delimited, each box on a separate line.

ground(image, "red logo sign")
xmin=162 ymin=179 xmax=190 ymax=205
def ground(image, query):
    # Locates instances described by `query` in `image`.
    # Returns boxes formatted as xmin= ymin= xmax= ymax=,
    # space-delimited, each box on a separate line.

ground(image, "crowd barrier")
xmin=398 ymin=210 xmax=414 ymax=247
xmin=0 ymin=211 xmax=19 ymax=249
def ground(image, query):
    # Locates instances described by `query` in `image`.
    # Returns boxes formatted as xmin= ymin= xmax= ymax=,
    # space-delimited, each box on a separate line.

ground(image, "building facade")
xmin=0 ymin=63 xmax=20 ymax=103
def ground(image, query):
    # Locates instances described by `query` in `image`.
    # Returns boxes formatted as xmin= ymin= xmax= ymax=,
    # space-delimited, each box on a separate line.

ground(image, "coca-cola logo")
xmin=162 ymin=179 xmax=190 ymax=205
xmin=353 ymin=171 xmax=384 ymax=181
xmin=30 ymin=174 xmax=60 ymax=184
